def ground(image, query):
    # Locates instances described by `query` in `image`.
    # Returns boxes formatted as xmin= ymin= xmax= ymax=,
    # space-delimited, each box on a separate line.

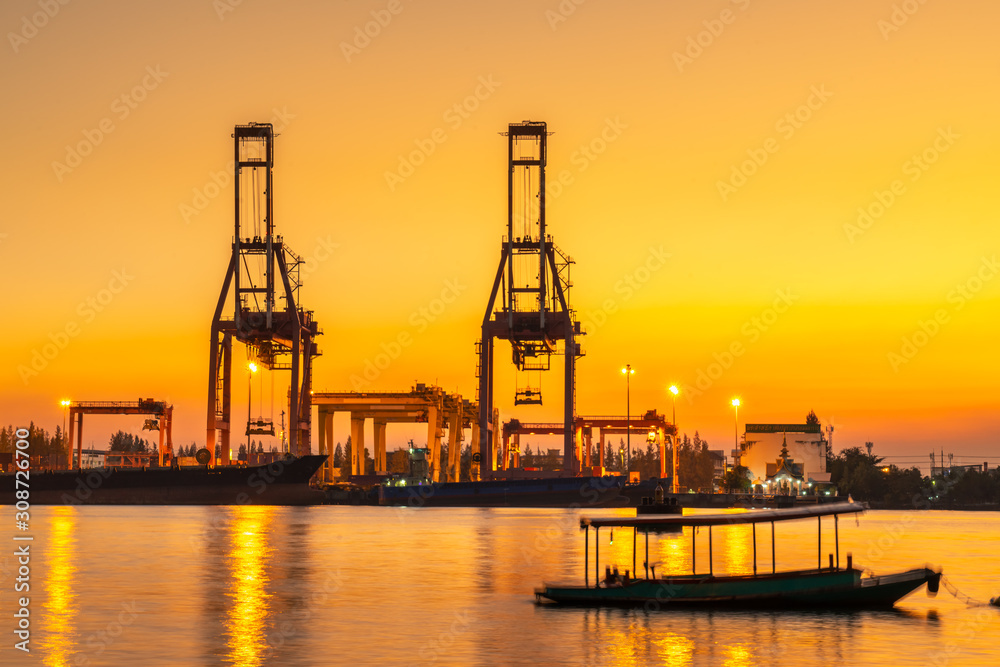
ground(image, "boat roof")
xmin=581 ymin=501 xmax=865 ymax=529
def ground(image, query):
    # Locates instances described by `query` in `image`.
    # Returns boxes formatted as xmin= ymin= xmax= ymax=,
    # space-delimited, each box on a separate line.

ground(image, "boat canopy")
xmin=581 ymin=501 xmax=865 ymax=529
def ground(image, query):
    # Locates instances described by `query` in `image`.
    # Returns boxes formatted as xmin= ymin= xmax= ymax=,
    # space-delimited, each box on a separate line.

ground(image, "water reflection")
xmin=40 ymin=507 xmax=77 ymax=667
xmin=225 ymin=506 xmax=274 ymax=667
xmin=722 ymin=523 xmax=753 ymax=576
xmin=722 ymin=642 xmax=753 ymax=666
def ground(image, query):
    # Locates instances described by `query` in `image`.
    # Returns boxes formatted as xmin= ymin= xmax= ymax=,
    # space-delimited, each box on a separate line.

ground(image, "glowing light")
xmin=59 ymin=399 xmax=71 ymax=407
xmin=226 ymin=507 xmax=273 ymax=667
xmin=731 ymin=398 xmax=740 ymax=408
xmin=621 ymin=367 xmax=634 ymax=375
xmin=248 ymin=362 xmax=258 ymax=373
xmin=668 ymin=385 xmax=679 ymax=396
xmin=39 ymin=507 xmax=77 ymax=665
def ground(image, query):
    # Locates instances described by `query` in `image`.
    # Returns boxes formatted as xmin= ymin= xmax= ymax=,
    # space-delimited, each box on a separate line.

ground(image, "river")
xmin=2 ymin=507 xmax=998 ymax=666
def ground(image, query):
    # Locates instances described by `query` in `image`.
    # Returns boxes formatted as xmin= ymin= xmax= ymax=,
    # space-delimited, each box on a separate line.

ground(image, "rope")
xmin=941 ymin=576 xmax=992 ymax=607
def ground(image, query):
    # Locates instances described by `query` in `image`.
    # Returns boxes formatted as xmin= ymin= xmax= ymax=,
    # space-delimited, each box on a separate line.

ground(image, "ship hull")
xmin=536 ymin=567 xmax=939 ymax=609
xmin=1 ymin=455 xmax=327 ymax=506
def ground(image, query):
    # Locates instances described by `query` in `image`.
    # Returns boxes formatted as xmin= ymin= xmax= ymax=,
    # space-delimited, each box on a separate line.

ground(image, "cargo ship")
xmin=1 ymin=455 xmax=327 ymax=506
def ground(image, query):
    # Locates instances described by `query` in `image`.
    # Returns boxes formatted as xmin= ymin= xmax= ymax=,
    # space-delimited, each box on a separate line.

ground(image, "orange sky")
xmin=2 ymin=0 xmax=998 ymax=466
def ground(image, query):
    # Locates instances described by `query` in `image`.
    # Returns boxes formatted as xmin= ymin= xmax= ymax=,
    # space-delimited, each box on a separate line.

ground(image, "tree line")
xmin=0 ymin=423 xmax=66 ymax=457
xmin=828 ymin=445 xmax=1000 ymax=507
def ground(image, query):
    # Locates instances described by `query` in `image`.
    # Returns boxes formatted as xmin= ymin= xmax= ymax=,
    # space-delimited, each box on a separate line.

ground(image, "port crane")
xmin=206 ymin=123 xmax=321 ymax=465
xmin=477 ymin=121 xmax=584 ymax=478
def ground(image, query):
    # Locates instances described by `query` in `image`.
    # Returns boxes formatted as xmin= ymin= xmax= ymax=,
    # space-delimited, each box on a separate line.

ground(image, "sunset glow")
xmin=3 ymin=0 xmax=998 ymax=464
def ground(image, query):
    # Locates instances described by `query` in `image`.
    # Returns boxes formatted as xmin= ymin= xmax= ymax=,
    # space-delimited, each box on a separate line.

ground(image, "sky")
xmin=2 ymin=0 xmax=998 ymax=469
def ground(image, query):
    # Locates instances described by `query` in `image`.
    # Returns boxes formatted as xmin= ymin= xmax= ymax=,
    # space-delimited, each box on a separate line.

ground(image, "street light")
xmin=731 ymin=398 xmax=741 ymax=452
xmin=668 ymin=385 xmax=679 ymax=493
xmin=59 ymin=399 xmax=71 ymax=464
xmin=621 ymin=365 xmax=634 ymax=472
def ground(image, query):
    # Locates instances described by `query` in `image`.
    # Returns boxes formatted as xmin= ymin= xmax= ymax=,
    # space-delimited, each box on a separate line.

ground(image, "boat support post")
xmin=771 ymin=521 xmax=776 ymax=574
xmin=585 ymin=525 xmax=589 ymax=587
xmin=633 ymin=527 xmax=637 ymax=578
xmin=834 ymin=514 xmax=839 ymax=569
xmin=708 ymin=526 xmax=713 ymax=576
xmin=752 ymin=522 xmax=757 ymax=575
xmin=644 ymin=528 xmax=649 ymax=579
xmin=691 ymin=526 xmax=696 ymax=574
xmin=817 ymin=516 xmax=821 ymax=570
xmin=595 ymin=527 xmax=600 ymax=585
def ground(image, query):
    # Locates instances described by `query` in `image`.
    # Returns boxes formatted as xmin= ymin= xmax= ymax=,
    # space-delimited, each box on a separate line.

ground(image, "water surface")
xmin=3 ymin=507 xmax=998 ymax=666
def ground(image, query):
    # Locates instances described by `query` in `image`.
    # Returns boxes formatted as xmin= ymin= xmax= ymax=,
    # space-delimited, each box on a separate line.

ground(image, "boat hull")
xmin=537 ymin=567 xmax=940 ymax=609
xmin=0 ymin=455 xmax=328 ymax=506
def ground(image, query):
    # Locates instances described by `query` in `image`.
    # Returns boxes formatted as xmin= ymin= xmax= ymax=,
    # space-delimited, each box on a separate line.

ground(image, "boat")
xmin=0 ymin=454 xmax=328 ymax=506
xmin=535 ymin=501 xmax=943 ymax=608
xmin=636 ymin=483 xmax=683 ymax=515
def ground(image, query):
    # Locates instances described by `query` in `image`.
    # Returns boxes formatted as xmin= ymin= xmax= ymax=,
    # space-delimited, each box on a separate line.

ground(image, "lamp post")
xmin=247 ymin=361 xmax=258 ymax=463
xmin=668 ymin=385 xmax=679 ymax=493
xmin=621 ymin=365 xmax=634 ymax=472
xmin=60 ymin=399 xmax=70 ymax=464
xmin=731 ymin=398 xmax=740 ymax=453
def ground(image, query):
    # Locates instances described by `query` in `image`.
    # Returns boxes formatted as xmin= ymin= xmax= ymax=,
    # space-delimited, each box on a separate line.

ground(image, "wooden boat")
xmin=535 ymin=501 xmax=942 ymax=609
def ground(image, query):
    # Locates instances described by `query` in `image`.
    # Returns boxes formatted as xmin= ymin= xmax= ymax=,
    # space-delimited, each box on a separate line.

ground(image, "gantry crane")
xmin=206 ymin=123 xmax=321 ymax=465
xmin=477 ymin=121 xmax=584 ymax=478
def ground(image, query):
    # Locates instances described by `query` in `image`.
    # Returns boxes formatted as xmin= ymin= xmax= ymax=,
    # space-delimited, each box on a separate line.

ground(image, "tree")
xmin=722 ymin=465 xmax=752 ymax=492
xmin=605 ymin=441 xmax=619 ymax=472
xmin=806 ymin=410 xmax=820 ymax=426
xmin=340 ymin=436 xmax=353 ymax=476
xmin=238 ymin=444 xmax=247 ymax=461
xmin=109 ymin=430 xmax=144 ymax=452
xmin=522 ymin=444 xmax=534 ymax=469
xmin=333 ymin=443 xmax=343 ymax=468
xmin=676 ymin=432 xmax=715 ymax=492
xmin=829 ymin=446 xmax=884 ymax=500
xmin=460 ymin=443 xmax=472 ymax=482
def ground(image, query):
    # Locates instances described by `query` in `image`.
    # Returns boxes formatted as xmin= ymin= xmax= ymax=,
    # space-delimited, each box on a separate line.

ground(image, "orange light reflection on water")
xmin=722 ymin=643 xmax=755 ymax=666
xmin=653 ymin=631 xmax=694 ymax=666
xmin=225 ymin=507 xmax=273 ymax=667
xmin=40 ymin=507 xmax=77 ymax=667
